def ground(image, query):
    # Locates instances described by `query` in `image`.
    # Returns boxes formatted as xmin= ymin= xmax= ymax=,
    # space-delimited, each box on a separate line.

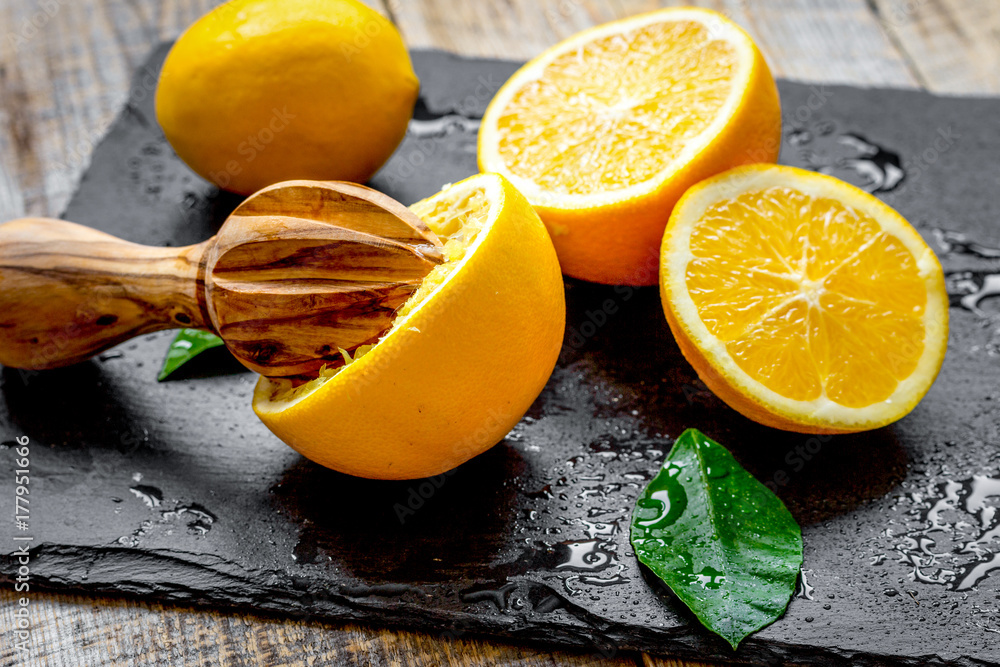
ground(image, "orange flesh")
xmin=686 ymin=186 xmax=926 ymax=408
xmin=495 ymin=21 xmax=737 ymax=195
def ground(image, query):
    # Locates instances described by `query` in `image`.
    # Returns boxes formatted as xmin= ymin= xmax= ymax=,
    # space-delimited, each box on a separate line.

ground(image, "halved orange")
xmin=253 ymin=174 xmax=565 ymax=479
xmin=478 ymin=8 xmax=781 ymax=285
xmin=660 ymin=165 xmax=948 ymax=433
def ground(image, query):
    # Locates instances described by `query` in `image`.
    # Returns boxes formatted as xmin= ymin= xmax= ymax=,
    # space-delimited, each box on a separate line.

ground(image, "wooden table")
xmin=1 ymin=1 xmax=997 ymax=665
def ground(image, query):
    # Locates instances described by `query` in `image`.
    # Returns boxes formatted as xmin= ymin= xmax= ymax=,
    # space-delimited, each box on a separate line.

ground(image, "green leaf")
xmin=157 ymin=329 xmax=226 ymax=381
xmin=630 ymin=428 xmax=802 ymax=649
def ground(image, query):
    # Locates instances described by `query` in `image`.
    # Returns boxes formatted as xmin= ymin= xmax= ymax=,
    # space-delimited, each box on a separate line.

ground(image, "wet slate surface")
xmin=3 ymin=46 xmax=1000 ymax=666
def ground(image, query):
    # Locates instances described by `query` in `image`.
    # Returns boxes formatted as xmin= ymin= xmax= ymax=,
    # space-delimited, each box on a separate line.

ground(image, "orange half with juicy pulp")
xmin=660 ymin=164 xmax=948 ymax=433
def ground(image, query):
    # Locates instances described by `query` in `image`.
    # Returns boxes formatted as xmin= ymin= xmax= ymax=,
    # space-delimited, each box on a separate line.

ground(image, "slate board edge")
xmin=19 ymin=544 xmax=967 ymax=667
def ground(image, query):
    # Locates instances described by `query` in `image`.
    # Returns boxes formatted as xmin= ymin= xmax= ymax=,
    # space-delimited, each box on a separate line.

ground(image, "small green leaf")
xmin=157 ymin=329 xmax=226 ymax=381
xmin=631 ymin=429 xmax=802 ymax=649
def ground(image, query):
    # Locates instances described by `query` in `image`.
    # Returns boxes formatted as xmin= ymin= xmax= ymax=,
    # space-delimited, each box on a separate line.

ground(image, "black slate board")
xmin=3 ymin=46 xmax=1000 ymax=666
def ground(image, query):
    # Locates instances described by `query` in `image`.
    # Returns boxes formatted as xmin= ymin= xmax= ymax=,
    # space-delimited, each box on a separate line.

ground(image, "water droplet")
xmin=683 ymin=566 xmax=726 ymax=590
xmin=799 ymin=130 xmax=905 ymax=193
xmin=892 ymin=474 xmax=1000 ymax=590
xmin=796 ymin=569 xmax=815 ymax=600
xmin=460 ymin=583 xmax=515 ymax=611
xmin=788 ymin=128 xmax=812 ymax=145
xmin=706 ymin=465 xmax=729 ymax=480
xmin=815 ymin=121 xmax=835 ymax=136
xmin=578 ymin=573 xmax=629 ymax=587
xmin=946 ymin=270 xmax=1000 ymax=315
xmin=525 ymin=484 xmax=554 ymax=500
xmin=578 ymin=519 xmax=617 ymax=539
xmin=556 ymin=539 xmax=614 ymax=571
xmin=188 ymin=520 xmax=211 ymax=535
xmin=129 ymin=485 xmax=162 ymax=508
xmin=634 ymin=465 xmax=687 ymax=532
xmin=934 ymin=229 xmax=1000 ymax=259
xmin=408 ymin=115 xmax=481 ymax=139
xmin=174 ymin=503 xmax=218 ymax=534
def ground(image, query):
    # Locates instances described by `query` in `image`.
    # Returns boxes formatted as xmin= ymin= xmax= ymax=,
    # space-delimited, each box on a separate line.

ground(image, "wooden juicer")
xmin=0 ymin=180 xmax=444 ymax=378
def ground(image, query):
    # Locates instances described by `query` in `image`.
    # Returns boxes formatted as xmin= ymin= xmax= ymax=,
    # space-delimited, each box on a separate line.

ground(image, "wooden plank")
xmin=0 ymin=0 xmax=389 ymax=221
xmin=711 ymin=0 xmax=918 ymax=87
xmin=872 ymin=0 xmax=1000 ymax=94
xmin=0 ymin=0 xmax=220 ymax=221
xmin=387 ymin=0 xmax=918 ymax=87
xmin=0 ymin=588 xmax=637 ymax=666
xmin=643 ymin=658 xmax=726 ymax=667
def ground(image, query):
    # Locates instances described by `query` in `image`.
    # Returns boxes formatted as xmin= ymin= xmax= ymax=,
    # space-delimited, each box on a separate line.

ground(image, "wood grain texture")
xmin=386 ymin=0 xmax=919 ymax=86
xmin=0 ymin=0 xmax=388 ymax=220
xmin=872 ymin=0 xmax=1000 ymax=94
xmin=0 ymin=181 xmax=442 ymax=377
xmin=0 ymin=0 xmax=221 ymax=220
xmin=206 ymin=180 xmax=443 ymax=377
xmin=0 ymin=0 xmax=994 ymax=665
xmin=643 ymin=657 xmax=721 ymax=667
xmin=0 ymin=218 xmax=210 ymax=369
xmin=0 ymin=588 xmax=640 ymax=667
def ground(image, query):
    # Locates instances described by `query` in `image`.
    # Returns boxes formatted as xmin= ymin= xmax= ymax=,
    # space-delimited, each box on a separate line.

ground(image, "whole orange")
xmin=156 ymin=0 xmax=418 ymax=195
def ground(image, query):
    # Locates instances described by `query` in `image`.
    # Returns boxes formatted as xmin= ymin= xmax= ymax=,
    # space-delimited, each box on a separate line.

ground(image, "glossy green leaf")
xmin=631 ymin=429 xmax=802 ymax=649
xmin=157 ymin=329 xmax=226 ymax=381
